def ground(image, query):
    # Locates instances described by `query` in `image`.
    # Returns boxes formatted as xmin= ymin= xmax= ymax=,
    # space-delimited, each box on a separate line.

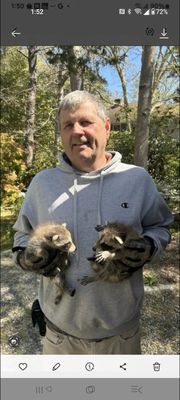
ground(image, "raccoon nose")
xmin=92 ymin=246 xmax=96 ymax=251
xmin=69 ymin=242 xmax=76 ymax=253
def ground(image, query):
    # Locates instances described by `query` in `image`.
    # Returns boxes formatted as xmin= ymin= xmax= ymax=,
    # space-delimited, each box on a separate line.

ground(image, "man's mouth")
xmin=72 ymin=141 xmax=91 ymax=148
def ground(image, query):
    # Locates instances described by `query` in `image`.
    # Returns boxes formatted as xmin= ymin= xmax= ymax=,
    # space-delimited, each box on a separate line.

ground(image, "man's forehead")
xmin=60 ymin=102 xmax=98 ymax=121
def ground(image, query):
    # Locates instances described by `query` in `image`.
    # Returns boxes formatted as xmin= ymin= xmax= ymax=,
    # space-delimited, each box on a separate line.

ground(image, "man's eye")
xmin=81 ymin=120 xmax=91 ymax=126
xmin=64 ymin=123 xmax=72 ymax=129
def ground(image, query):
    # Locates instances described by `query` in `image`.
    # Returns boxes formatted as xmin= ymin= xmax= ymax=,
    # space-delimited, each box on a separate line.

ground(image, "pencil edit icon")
xmin=52 ymin=362 xmax=61 ymax=371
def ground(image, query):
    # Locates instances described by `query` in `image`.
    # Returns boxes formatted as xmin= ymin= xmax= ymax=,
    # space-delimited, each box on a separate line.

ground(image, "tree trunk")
xmin=25 ymin=46 xmax=38 ymax=167
xmin=53 ymin=67 xmax=68 ymax=162
xmin=134 ymin=46 xmax=156 ymax=168
xmin=69 ymin=46 xmax=83 ymax=91
xmin=116 ymin=64 xmax=132 ymax=132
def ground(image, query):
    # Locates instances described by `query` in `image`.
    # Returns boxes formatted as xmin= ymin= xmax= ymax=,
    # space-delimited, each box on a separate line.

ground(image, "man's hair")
xmin=58 ymin=90 xmax=108 ymax=122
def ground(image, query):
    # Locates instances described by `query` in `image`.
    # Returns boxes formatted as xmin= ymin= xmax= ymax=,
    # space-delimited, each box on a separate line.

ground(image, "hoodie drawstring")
xmin=97 ymin=172 xmax=104 ymax=227
xmin=73 ymin=175 xmax=79 ymax=263
xmin=73 ymin=171 xmax=105 ymax=262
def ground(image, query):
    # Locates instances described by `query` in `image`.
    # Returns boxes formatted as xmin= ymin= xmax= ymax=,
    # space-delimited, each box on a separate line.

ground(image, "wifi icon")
xmin=134 ymin=8 xmax=142 ymax=14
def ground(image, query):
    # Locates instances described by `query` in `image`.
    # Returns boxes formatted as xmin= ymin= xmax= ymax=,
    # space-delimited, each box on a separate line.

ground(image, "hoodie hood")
xmin=57 ymin=151 xmax=122 ymax=178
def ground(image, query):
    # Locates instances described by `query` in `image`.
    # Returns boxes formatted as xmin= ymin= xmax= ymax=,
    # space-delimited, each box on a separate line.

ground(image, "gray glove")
xmin=120 ymin=236 xmax=155 ymax=268
xmin=16 ymin=247 xmax=62 ymax=277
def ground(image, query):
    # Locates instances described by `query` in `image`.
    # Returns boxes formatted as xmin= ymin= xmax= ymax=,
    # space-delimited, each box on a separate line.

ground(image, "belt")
xmin=45 ymin=317 xmax=114 ymax=343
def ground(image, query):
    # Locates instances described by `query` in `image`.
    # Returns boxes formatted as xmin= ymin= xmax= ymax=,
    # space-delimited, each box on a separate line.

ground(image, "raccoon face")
xmin=43 ymin=224 xmax=76 ymax=253
xmin=95 ymin=234 xmax=124 ymax=252
xmin=52 ymin=234 xmax=76 ymax=253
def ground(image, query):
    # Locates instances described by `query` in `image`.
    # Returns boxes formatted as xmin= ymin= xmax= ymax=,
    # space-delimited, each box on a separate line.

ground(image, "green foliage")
xmin=107 ymin=130 xmax=134 ymax=164
xmin=0 ymin=47 xmax=28 ymax=132
xmin=1 ymin=132 xmax=26 ymax=207
xmin=1 ymin=216 xmax=16 ymax=250
xmin=148 ymin=106 xmax=179 ymax=194
xmin=144 ymin=272 xmax=159 ymax=286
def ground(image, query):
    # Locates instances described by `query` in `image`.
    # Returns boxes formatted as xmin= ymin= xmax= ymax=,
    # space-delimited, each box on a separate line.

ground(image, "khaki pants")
xmin=43 ymin=325 xmax=141 ymax=355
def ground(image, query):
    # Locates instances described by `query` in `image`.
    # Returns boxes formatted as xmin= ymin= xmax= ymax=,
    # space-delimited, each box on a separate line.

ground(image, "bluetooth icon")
xmin=128 ymin=9 xmax=132 ymax=14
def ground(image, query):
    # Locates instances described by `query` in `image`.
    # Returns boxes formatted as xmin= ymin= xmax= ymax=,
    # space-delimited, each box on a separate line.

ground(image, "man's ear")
xmin=105 ymin=118 xmax=111 ymax=139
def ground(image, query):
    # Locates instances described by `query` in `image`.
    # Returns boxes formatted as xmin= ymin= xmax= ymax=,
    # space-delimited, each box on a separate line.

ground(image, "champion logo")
xmin=121 ymin=202 xmax=129 ymax=208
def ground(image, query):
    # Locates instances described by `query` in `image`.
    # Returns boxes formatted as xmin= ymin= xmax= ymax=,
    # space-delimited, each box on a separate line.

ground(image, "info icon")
xmin=8 ymin=335 xmax=20 ymax=348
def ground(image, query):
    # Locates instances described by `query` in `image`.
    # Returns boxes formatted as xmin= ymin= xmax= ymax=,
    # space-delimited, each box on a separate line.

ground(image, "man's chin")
xmin=73 ymin=144 xmax=91 ymax=151
xmin=73 ymin=151 xmax=96 ymax=165
xmin=73 ymin=145 xmax=93 ymax=157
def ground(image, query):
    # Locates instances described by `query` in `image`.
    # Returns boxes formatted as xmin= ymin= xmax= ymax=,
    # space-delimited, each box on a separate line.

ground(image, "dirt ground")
xmin=1 ymin=234 xmax=179 ymax=355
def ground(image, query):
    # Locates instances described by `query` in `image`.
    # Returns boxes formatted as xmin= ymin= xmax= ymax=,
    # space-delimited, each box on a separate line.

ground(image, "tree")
xmin=134 ymin=46 xmax=156 ymax=168
xmin=90 ymin=46 xmax=132 ymax=132
xmin=151 ymin=46 xmax=180 ymax=109
xmin=68 ymin=46 xmax=84 ymax=90
xmin=25 ymin=46 xmax=38 ymax=167
xmin=0 ymin=47 xmax=28 ymax=133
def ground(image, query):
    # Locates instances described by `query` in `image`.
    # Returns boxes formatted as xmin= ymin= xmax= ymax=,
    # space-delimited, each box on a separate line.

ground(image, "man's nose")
xmin=72 ymin=122 xmax=84 ymax=134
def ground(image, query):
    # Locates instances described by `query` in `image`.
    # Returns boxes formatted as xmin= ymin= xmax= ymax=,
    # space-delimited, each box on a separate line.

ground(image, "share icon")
xmin=120 ymin=362 xmax=127 ymax=370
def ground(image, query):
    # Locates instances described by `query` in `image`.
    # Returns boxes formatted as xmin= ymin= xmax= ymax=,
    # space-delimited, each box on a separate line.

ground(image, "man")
xmin=13 ymin=90 xmax=173 ymax=354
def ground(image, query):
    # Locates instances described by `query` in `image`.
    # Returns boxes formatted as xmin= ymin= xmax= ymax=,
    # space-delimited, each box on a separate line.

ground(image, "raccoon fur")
xmin=25 ymin=222 xmax=76 ymax=304
xmin=79 ymin=222 xmax=143 ymax=286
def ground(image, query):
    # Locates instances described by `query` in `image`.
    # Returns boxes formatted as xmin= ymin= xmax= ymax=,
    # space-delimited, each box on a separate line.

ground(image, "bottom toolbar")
xmin=1 ymin=355 xmax=179 ymax=379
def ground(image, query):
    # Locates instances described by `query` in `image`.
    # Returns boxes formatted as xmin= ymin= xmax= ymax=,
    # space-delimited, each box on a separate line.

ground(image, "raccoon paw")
xmin=54 ymin=294 xmax=62 ymax=305
xmin=69 ymin=288 xmax=76 ymax=297
xmin=95 ymin=251 xmax=110 ymax=263
xmin=87 ymin=256 xmax=96 ymax=262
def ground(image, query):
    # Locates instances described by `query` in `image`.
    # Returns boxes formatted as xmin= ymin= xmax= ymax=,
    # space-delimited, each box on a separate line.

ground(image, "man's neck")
xmin=63 ymin=152 xmax=113 ymax=172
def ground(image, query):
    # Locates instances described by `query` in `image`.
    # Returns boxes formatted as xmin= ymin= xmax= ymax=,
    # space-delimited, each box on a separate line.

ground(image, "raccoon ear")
xmin=53 ymin=234 xmax=60 ymax=241
xmin=114 ymin=236 xmax=123 ymax=245
xmin=62 ymin=223 xmax=67 ymax=228
xmin=95 ymin=225 xmax=104 ymax=232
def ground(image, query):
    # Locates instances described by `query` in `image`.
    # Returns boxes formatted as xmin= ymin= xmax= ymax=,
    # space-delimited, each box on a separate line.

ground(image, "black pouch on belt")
xmin=31 ymin=299 xmax=46 ymax=336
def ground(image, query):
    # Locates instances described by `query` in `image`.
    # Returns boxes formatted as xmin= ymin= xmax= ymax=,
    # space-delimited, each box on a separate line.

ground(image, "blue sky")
xmin=99 ymin=47 xmax=142 ymax=101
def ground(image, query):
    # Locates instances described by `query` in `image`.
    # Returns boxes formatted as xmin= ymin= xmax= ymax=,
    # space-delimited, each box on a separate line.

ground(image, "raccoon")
xmin=79 ymin=222 xmax=143 ymax=286
xmin=24 ymin=222 xmax=76 ymax=304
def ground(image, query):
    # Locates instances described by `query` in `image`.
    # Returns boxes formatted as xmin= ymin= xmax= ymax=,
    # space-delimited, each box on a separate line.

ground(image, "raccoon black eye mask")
xmin=79 ymin=222 xmax=154 ymax=285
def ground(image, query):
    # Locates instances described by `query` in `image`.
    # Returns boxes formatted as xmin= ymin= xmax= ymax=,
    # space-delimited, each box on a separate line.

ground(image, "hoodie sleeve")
xmin=13 ymin=177 xmax=38 ymax=248
xmin=141 ymin=171 xmax=173 ymax=261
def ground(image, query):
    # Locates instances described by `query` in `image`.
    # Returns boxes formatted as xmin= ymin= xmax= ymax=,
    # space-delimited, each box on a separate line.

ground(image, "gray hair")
xmin=58 ymin=90 xmax=108 ymax=121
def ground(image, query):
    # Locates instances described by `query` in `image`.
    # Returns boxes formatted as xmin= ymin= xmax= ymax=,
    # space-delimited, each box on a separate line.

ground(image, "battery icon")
xmin=151 ymin=8 xmax=156 ymax=15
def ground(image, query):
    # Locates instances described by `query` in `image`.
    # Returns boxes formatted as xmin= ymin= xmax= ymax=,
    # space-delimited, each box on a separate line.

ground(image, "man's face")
xmin=59 ymin=102 xmax=111 ymax=171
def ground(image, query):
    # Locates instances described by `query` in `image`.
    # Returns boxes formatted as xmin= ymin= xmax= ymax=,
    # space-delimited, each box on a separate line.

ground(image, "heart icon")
xmin=19 ymin=363 xmax=28 ymax=370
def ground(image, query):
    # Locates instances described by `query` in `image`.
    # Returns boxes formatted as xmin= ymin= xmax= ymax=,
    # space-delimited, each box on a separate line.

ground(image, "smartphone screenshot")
xmin=1 ymin=1 xmax=179 ymax=399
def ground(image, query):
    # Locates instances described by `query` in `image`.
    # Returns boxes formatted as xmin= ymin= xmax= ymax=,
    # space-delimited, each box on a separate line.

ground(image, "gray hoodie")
xmin=13 ymin=151 xmax=173 ymax=339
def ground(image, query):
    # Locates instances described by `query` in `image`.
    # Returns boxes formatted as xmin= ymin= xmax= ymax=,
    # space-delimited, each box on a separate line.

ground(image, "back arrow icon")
xmin=12 ymin=28 xmax=21 ymax=38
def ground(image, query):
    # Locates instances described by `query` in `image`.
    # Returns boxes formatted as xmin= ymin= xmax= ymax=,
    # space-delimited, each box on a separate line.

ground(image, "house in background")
xmin=108 ymin=99 xmax=179 ymax=138
xmin=108 ymin=99 xmax=136 ymax=132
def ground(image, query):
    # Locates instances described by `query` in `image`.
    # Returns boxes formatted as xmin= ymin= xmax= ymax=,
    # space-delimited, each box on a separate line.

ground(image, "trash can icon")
xmin=153 ymin=362 xmax=161 ymax=371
